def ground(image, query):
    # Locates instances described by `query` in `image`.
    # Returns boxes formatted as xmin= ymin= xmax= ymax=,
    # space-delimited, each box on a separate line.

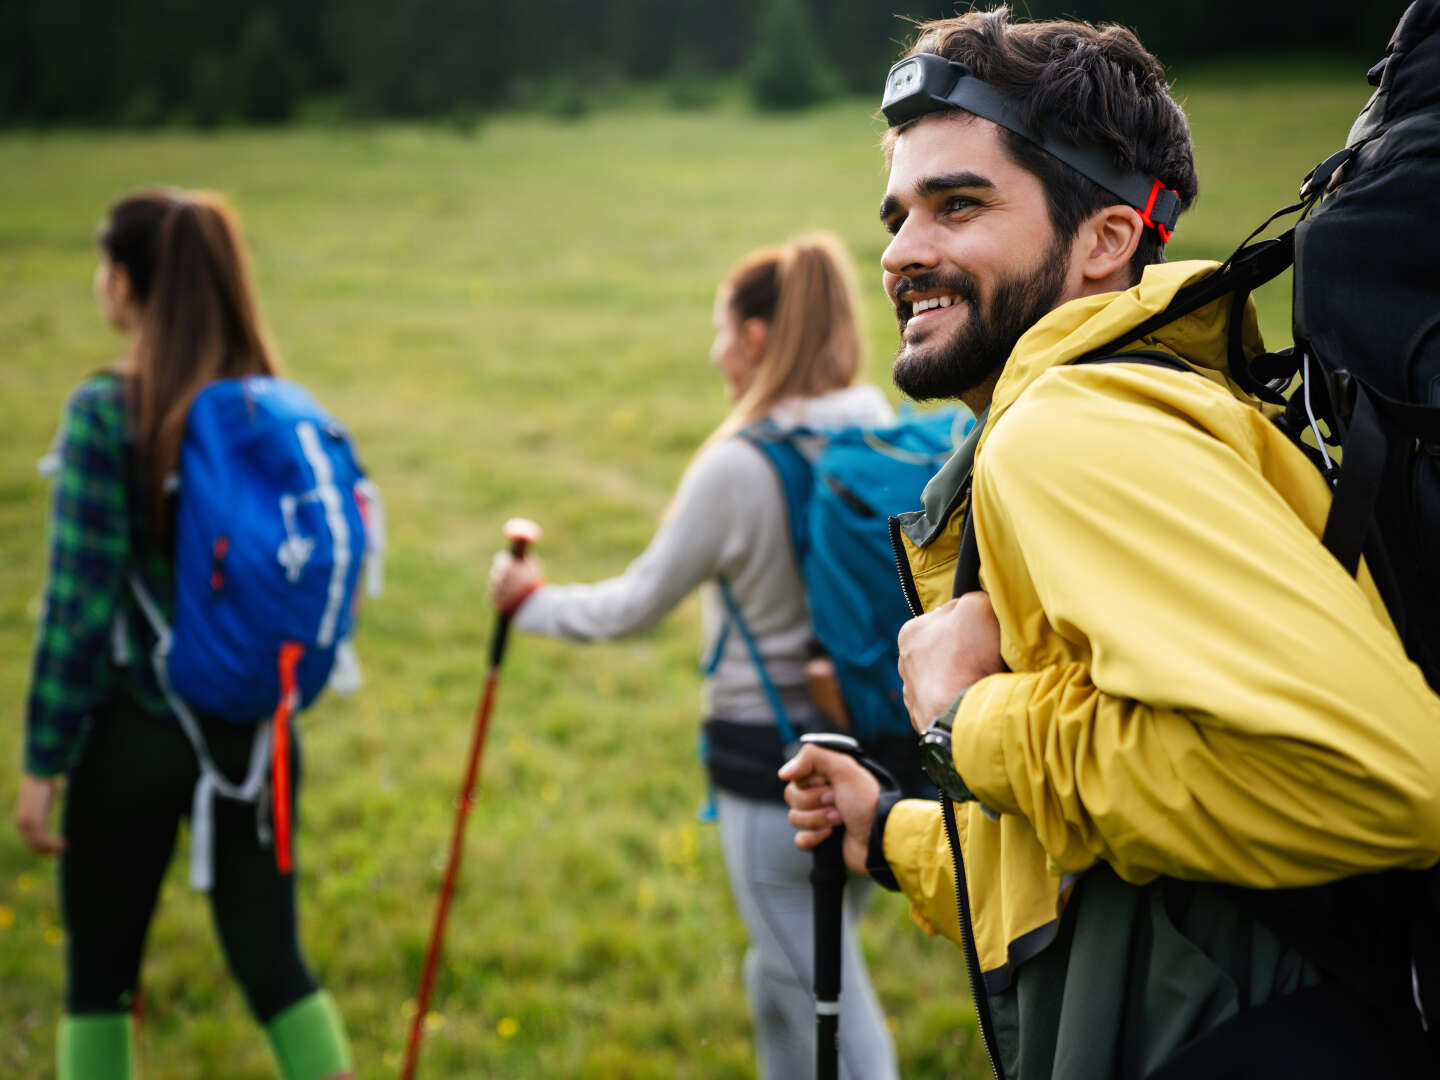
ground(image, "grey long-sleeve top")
xmin=514 ymin=385 xmax=894 ymax=725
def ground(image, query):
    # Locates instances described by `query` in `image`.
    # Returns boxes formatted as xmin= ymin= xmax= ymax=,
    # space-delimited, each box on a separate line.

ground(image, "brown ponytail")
xmin=99 ymin=189 xmax=279 ymax=529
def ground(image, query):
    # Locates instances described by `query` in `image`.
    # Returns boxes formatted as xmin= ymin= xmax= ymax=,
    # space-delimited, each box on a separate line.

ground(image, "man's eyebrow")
xmin=917 ymin=170 xmax=995 ymax=199
xmin=880 ymin=170 xmax=997 ymax=222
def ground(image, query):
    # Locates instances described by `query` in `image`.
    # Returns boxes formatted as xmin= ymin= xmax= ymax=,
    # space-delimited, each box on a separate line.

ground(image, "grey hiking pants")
xmin=716 ymin=789 xmax=899 ymax=1080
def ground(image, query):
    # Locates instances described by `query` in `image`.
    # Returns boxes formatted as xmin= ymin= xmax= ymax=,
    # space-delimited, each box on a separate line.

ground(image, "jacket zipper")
xmin=888 ymin=516 xmax=925 ymax=618
xmin=943 ymin=792 xmax=1003 ymax=1080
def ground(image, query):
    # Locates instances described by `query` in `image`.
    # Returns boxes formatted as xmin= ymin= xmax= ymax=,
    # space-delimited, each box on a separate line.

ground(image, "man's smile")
xmin=895 ymin=288 xmax=967 ymax=336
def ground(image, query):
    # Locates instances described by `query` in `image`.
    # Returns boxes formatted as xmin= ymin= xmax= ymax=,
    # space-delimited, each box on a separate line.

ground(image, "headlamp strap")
xmin=883 ymin=55 xmax=1182 ymax=242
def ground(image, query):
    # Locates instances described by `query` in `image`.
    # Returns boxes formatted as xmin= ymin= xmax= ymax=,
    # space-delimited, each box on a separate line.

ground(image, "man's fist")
xmin=897 ymin=590 xmax=1004 ymax=732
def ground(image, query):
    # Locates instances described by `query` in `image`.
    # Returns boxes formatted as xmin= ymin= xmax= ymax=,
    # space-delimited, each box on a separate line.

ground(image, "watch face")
xmin=919 ymin=730 xmax=963 ymax=799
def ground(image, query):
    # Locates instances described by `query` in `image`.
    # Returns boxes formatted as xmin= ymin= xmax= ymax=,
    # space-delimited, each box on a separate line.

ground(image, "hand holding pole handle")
xmin=490 ymin=518 xmax=542 ymax=668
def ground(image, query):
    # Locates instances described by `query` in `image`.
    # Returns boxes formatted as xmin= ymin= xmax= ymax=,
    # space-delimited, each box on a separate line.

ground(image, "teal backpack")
xmin=709 ymin=408 xmax=970 ymax=775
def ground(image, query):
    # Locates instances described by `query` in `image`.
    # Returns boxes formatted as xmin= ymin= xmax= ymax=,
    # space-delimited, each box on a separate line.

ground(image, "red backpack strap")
xmin=271 ymin=642 xmax=305 ymax=875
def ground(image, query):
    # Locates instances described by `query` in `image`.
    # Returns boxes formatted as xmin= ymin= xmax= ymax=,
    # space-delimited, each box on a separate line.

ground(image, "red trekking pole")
xmin=401 ymin=517 xmax=541 ymax=1080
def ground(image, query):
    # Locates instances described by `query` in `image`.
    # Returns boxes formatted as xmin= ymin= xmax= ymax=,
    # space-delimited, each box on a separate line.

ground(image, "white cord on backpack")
xmin=1302 ymin=352 xmax=1335 ymax=473
xmin=1415 ymin=959 xmax=1430 ymax=1032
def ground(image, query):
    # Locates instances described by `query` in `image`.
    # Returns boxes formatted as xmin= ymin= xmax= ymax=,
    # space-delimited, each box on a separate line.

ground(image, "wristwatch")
xmin=918 ymin=690 xmax=977 ymax=804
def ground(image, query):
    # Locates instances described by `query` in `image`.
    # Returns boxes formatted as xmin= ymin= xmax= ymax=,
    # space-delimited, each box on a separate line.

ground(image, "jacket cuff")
xmin=509 ymin=584 xmax=552 ymax=633
xmin=866 ymin=789 xmax=903 ymax=891
xmin=23 ymin=743 xmax=68 ymax=780
xmin=949 ymin=672 xmax=1022 ymax=814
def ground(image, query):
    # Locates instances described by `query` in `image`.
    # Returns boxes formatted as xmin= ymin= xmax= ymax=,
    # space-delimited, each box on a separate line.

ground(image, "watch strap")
xmin=933 ymin=687 xmax=968 ymax=730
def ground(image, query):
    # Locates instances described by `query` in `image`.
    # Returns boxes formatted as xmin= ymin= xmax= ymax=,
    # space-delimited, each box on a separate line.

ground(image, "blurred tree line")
xmin=0 ymin=0 xmax=1407 ymax=126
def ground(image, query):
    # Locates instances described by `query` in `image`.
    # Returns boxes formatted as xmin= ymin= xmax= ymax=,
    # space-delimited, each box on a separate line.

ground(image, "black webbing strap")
xmin=1362 ymin=515 xmax=1408 ymax=641
xmin=1068 ymin=234 xmax=1295 ymax=368
xmin=1322 ymin=386 xmax=1387 ymax=576
xmin=1071 ymin=348 xmax=1194 ymax=374
xmin=953 ymin=483 xmax=980 ymax=599
xmin=1318 ymin=376 xmax=1440 ymax=637
xmin=1359 ymin=380 xmax=1440 ymax=443
xmin=1418 ymin=873 xmax=1440 ymax=1049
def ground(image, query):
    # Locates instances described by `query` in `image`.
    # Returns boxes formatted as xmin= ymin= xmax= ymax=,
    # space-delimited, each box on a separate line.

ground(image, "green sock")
xmin=58 ymin=1012 xmax=134 ymax=1080
xmin=265 ymin=990 xmax=353 ymax=1080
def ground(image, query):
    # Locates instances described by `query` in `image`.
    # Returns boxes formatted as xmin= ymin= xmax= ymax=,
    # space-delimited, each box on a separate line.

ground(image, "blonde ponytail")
xmin=699 ymin=231 xmax=865 ymax=456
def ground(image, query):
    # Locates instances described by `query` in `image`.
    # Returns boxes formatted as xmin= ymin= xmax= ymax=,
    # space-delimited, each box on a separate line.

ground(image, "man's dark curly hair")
xmin=885 ymin=6 xmax=1199 ymax=282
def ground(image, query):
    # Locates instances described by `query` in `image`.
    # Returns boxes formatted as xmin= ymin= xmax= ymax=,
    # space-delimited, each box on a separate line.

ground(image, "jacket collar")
xmin=896 ymin=405 xmax=988 ymax=547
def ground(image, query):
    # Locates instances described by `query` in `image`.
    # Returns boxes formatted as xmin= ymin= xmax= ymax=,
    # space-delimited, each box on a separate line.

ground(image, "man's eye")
xmin=945 ymin=195 xmax=978 ymax=214
xmin=883 ymin=215 xmax=905 ymax=237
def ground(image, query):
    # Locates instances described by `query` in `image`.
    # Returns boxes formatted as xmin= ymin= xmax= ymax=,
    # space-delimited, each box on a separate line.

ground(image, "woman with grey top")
xmin=489 ymin=233 xmax=900 ymax=1079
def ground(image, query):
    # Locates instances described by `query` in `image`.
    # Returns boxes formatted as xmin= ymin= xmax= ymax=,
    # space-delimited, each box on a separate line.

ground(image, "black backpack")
xmin=1067 ymin=0 xmax=1440 ymax=694
xmin=1054 ymin=0 xmax=1440 ymax=1053
xmin=1285 ymin=0 xmax=1440 ymax=689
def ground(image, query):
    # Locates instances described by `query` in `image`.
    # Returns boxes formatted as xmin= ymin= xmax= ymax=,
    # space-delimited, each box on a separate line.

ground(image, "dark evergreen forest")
xmin=0 ymin=0 xmax=1406 ymax=126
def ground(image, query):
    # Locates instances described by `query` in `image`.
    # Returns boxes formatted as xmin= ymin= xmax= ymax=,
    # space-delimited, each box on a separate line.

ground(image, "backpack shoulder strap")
xmin=953 ymin=492 xmax=980 ymax=599
xmin=1069 ymin=234 xmax=1298 ymax=405
xmin=704 ymin=425 xmax=816 ymax=749
xmin=1071 ymin=348 xmax=1196 ymax=374
xmin=738 ymin=425 xmax=816 ymax=564
xmin=705 ymin=577 xmax=799 ymax=750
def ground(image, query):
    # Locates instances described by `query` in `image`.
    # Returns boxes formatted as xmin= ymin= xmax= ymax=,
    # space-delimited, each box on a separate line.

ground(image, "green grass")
xmin=0 ymin=61 xmax=1373 ymax=1078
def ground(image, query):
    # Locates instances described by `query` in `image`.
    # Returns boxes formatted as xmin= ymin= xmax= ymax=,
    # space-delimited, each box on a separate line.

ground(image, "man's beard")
xmin=892 ymin=246 xmax=1069 ymax=402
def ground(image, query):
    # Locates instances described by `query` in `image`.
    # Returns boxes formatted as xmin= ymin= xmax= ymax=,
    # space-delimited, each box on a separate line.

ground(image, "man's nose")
xmin=881 ymin=215 xmax=940 ymax=279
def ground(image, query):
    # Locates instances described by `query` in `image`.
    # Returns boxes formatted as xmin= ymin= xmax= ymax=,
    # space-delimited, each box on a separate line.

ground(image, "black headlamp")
xmin=881 ymin=53 xmax=1180 ymax=242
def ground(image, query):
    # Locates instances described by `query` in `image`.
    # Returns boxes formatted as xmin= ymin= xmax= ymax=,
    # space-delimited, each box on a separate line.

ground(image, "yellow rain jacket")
xmin=882 ymin=259 xmax=1440 ymax=1077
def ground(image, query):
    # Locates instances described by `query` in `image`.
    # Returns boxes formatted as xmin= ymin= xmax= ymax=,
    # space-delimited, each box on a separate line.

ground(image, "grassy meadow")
xmin=0 ymin=62 xmax=1374 ymax=1078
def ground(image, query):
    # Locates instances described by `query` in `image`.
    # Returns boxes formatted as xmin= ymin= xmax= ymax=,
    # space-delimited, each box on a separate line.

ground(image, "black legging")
xmin=60 ymin=695 xmax=317 ymax=1022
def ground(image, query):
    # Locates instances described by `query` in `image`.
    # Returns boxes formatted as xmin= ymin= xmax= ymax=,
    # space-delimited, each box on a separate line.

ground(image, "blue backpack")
xmin=129 ymin=375 xmax=379 ymax=889
xmin=715 ymin=408 xmax=970 ymax=752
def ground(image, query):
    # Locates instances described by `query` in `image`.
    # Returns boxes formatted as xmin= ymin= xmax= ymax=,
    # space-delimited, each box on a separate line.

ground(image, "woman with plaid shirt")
xmin=17 ymin=190 xmax=352 ymax=1080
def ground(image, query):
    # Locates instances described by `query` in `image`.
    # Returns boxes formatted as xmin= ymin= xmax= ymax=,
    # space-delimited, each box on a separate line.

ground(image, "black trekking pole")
xmin=812 ymin=828 xmax=848 ymax=1080
xmin=401 ymin=517 xmax=541 ymax=1080
xmin=799 ymin=732 xmax=898 ymax=1080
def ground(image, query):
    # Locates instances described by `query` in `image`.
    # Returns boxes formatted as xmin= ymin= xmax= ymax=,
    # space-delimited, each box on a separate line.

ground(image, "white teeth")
xmin=911 ymin=295 xmax=957 ymax=315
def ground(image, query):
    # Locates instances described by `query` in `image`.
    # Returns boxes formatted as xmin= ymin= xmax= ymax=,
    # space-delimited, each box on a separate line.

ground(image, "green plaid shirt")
xmin=24 ymin=373 xmax=172 ymax=777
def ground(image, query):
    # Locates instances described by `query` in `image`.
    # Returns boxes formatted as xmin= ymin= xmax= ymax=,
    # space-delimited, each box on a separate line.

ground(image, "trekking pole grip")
xmin=490 ymin=518 xmax=542 ymax=668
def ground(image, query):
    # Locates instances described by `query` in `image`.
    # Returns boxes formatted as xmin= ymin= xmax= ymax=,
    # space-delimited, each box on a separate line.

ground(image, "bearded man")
xmin=783 ymin=9 xmax=1440 ymax=1078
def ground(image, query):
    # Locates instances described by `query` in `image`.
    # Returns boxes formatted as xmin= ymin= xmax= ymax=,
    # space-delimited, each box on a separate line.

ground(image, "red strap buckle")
xmin=1138 ymin=178 xmax=1177 ymax=243
xmin=210 ymin=535 xmax=229 ymax=591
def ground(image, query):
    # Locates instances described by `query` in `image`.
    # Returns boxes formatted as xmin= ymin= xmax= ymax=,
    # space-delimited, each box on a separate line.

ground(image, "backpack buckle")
xmin=210 ymin=535 xmax=229 ymax=591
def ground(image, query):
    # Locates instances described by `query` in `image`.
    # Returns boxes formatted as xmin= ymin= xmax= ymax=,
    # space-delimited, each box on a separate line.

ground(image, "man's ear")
xmin=1074 ymin=205 xmax=1145 ymax=290
xmin=741 ymin=316 xmax=770 ymax=363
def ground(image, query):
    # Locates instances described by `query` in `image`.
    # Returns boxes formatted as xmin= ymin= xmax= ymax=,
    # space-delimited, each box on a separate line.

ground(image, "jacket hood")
xmin=767 ymin=383 xmax=895 ymax=430
xmin=900 ymin=260 xmax=1269 ymax=548
xmin=979 ymin=259 xmax=1267 ymax=454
